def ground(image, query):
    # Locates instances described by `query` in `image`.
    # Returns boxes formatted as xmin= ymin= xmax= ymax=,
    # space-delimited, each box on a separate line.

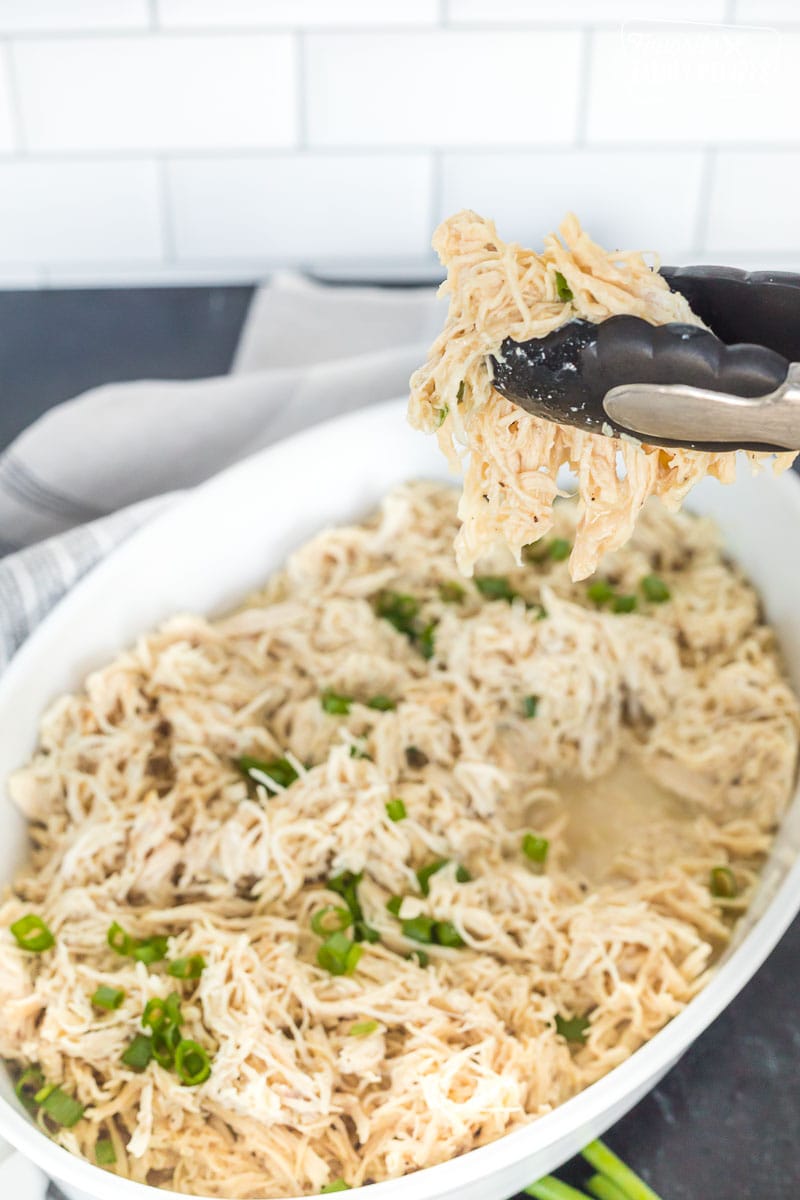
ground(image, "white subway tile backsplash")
xmin=733 ymin=1 xmax=800 ymax=24
xmin=13 ymin=36 xmax=296 ymax=151
xmin=448 ymin=1 xmax=728 ymax=24
xmin=440 ymin=150 xmax=703 ymax=261
xmin=588 ymin=27 xmax=800 ymax=144
xmin=0 ymin=161 xmax=162 ymax=262
xmin=0 ymin=0 xmax=148 ymax=32
xmin=167 ymin=154 xmax=433 ymax=260
xmin=705 ymin=152 xmax=800 ymax=255
xmin=306 ymin=32 xmax=582 ymax=147
xmin=159 ymin=0 xmax=438 ymax=28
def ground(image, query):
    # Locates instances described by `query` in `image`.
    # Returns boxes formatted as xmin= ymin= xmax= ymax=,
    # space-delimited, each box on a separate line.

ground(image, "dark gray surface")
xmin=2 ymin=286 xmax=796 ymax=1199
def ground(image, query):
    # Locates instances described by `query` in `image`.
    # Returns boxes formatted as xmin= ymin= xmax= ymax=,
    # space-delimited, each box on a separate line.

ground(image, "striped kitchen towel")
xmin=0 ymin=272 xmax=442 ymax=670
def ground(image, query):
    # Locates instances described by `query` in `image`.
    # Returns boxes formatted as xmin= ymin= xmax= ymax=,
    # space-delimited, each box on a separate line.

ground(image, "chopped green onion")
xmin=15 ymin=1067 xmax=44 ymax=1112
xmin=375 ymin=591 xmax=419 ymax=637
xmin=475 ymin=575 xmax=517 ymax=602
xmin=436 ymin=405 xmax=449 ymax=428
xmin=121 ymin=1033 xmax=153 ymax=1073
xmin=167 ymin=954 xmax=206 ymax=979
xmin=405 ymin=745 xmax=428 ymax=769
xmin=107 ymin=921 xmax=132 ymax=956
xmin=321 ymin=689 xmax=352 ymax=715
xmin=710 ymin=865 xmax=738 ymax=899
xmin=554 ymin=271 xmax=574 ymax=303
xmin=237 ymin=755 xmax=298 ymax=789
xmin=434 ymin=921 xmax=465 ymax=948
xmin=386 ymin=895 xmax=403 ymax=917
xmin=522 ymin=541 xmax=549 ymax=564
xmin=174 ymin=1039 xmax=212 ymax=1086
xmin=525 ymin=1177 xmax=589 ymax=1200
xmin=367 ymin=694 xmax=395 ymax=711
xmin=34 ymin=1083 xmax=55 ymax=1104
xmin=326 ymin=870 xmax=377 ymax=943
xmin=416 ymin=859 xmax=449 ymax=897
xmin=311 ymin=906 xmax=353 ymax=937
xmin=10 ymin=914 xmax=54 ymax=953
xmin=586 ymin=1174 xmax=629 ymax=1200
xmin=548 ymin=538 xmax=571 ymax=562
xmin=418 ymin=621 xmax=436 ymax=660
xmin=321 ymin=1181 xmax=351 ymax=1193
xmin=385 ymin=798 xmax=407 ymax=822
xmin=142 ymin=992 xmax=182 ymax=1033
xmin=523 ymin=833 xmax=549 ymax=864
xmin=92 ymin=985 xmax=125 ymax=1011
xmin=349 ymin=1020 xmax=379 ymax=1037
xmin=401 ymin=915 xmax=435 ymax=944
xmin=612 ymin=595 xmax=637 ymax=613
xmin=581 ymin=1139 xmax=663 ymax=1200
xmin=40 ymin=1086 xmax=84 ymax=1128
xmin=555 ymin=1014 xmax=590 ymax=1043
xmin=523 ymin=695 xmax=539 ymax=718
xmin=456 ymin=380 xmax=465 ymax=402
xmin=95 ymin=1138 xmax=117 ymax=1166
xmin=348 ymin=744 xmax=370 ymax=760
xmin=455 ymin=864 xmax=472 ymax=883
xmin=438 ymin=580 xmax=465 ymax=603
xmin=587 ymin=579 xmax=615 ymax=605
xmin=407 ymin=948 xmax=429 ymax=967
xmin=641 ymin=574 xmax=671 ymax=603
xmin=131 ymin=936 xmax=169 ymax=965
xmin=317 ymin=931 xmax=363 ymax=976
xmin=151 ymin=1023 xmax=182 ymax=1069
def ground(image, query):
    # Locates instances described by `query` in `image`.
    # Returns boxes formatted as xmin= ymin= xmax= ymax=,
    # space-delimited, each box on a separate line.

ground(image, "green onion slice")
xmin=367 ymin=694 xmax=395 ymax=711
xmin=385 ymin=798 xmax=407 ymax=822
xmin=554 ymin=271 xmax=574 ymax=302
xmin=10 ymin=914 xmax=54 ymax=953
xmin=386 ymin=896 xmax=403 ymax=917
xmin=438 ymin=581 xmax=465 ymax=603
xmin=95 ymin=1138 xmax=117 ymax=1165
xmin=548 ymin=538 xmax=571 ymax=562
xmin=152 ymin=1023 xmax=182 ymax=1069
xmin=710 ymin=865 xmax=738 ymax=899
xmin=317 ymin=931 xmax=363 ymax=976
xmin=321 ymin=689 xmax=352 ymax=715
xmin=641 ymin=574 xmax=671 ymax=603
xmin=237 ymin=755 xmax=298 ymax=789
xmin=433 ymin=921 xmax=465 ymax=948
xmin=475 ymin=575 xmax=517 ymax=602
xmin=15 ymin=1067 xmax=44 ymax=1112
xmin=418 ymin=621 xmax=436 ymax=660
xmin=555 ymin=1014 xmax=590 ymax=1043
xmin=401 ymin=915 xmax=435 ymax=944
xmin=92 ymin=985 xmax=125 ymax=1011
xmin=311 ymin=906 xmax=353 ymax=937
xmin=436 ymin=405 xmax=449 ymax=428
xmin=121 ymin=1034 xmax=153 ymax=1073
xmin=407 ymin=948 xmax=429 ymax=967
xmin=107 ymin=921 xmax=132 ymax=956
xmin=321 ymin=1181 xmax=351 ymax=1193
xmin=167 ymin=954 xmax=206 ymax=979
xmin=40 ymin=1087 xmax=85 ymax=1128
xmin=523 ymin=695 xmax=539 ymax=718
xmin=523 ymin=833 xmax=549 ymax=864
xmin=587 ymin=579 xmax=615 ymax=605
xmin=416 ymin=859 xmax=449 ymax=896
xmin=131 ymin=936 xmax=169 ymax=965
xmin=349 ymin=1020 xmax=379 ymax=1037
xmin=174 ymin=1039 xmax=212 ymax=1086
xmin=375 ymin=591 xmax=419 ymax=637
xmin=612 ymin=594 xmax=637 ymax=613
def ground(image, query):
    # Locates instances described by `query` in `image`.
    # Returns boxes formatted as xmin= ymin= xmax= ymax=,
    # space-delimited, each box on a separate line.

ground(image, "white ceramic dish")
xmin=1 ymin=398 xmax=800 ymax=1200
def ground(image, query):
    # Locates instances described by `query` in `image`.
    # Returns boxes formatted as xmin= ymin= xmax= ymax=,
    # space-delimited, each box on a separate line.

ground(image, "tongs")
xmin=489 ymin=266 xmax=800 ymax=452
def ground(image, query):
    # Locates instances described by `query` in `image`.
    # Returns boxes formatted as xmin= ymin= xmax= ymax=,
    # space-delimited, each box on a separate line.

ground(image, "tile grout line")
xmin=574 ymin=26 xmax=592 ymax=146
xmin=295 ymin=30 xmax=308 ymax=150
xmin=691 ymin=145 xmax=716 ymax=259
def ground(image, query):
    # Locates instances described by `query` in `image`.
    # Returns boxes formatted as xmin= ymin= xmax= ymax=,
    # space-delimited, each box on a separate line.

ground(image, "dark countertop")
xmin=1 ymin=287 xmax=797 ymax=1200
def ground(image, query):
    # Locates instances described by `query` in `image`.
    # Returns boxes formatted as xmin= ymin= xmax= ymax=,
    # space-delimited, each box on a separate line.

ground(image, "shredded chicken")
xmin=1 ymin=482 xmax=797 ymax=1196
xmin=408 ymin=211 xmax=797 ymax=580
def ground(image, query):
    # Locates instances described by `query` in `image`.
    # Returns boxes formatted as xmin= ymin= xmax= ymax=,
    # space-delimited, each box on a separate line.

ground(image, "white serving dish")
xmin=1 ymin=398 xmax=799 ymax=1200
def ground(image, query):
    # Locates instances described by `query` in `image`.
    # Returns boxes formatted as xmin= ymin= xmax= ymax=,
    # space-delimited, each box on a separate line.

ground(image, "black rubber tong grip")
xmin=491 ymin=315 xmax=790 ymax=439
